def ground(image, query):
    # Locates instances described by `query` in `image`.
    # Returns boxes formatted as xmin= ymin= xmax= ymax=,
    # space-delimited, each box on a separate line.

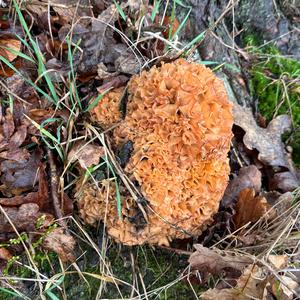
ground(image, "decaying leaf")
xmin=268 ymin=255 xmax=289 ymax=270
xmin=222 ymin=165 xmax=262 ymax=208
xmin=115 ymin=51 xmax=141 ymax=75
xmin=233 ymin=103 xmax=291 ymax=168
xmin=26 ymin=0 xmax=92 ymax=23
xmin=269 ymin=171 xmax=300 ymax=192
xmin=0 ymin=108 xmax=31 ymax=162
xmin=201 ymin=263 xmax=299 ymax=300
xmin=0 ymin=149 xmax=42 ymax=197
xmin=43 ymin=228 xmax=76 ymax=262
xmin=0 ymin=248 xmax=12 ymax=261
xmin=0 ymin=165 xmax=50 ymax=208
xmin=188 ymin=244 xmax=253 ymax=284
xmin=52 ymin=0 xmax=92 ymax=23
xmin=233 ymin=188 xmax=275 ymax=229
xmin=67 ymin=142 xmax=104 ymax=169
xmin=200 ymin=264 xmax=269 ymax=300
xmin=271 ymin=275 xmax=300 ymax=300
xmin=0 ymin=35 xmax=21 ymax=62
xmin=0 ymin=203 xmax=54 ymax=233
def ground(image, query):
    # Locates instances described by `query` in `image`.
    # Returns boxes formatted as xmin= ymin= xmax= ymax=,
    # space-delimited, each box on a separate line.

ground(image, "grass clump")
xmin=245 ymin=35 xmax=300 ymax=166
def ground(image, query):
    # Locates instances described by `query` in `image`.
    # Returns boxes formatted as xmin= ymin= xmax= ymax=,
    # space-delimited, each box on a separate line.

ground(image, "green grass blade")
xmin=0 ymin=287 xmax=22 ymax=297
xmin=113 ymin=0 xmax=127 ymax=22
xmin=85 ymin=88 xmax=113 ymax=112
xmin=13 ymin=0 xmax=59 ymax=104
xmin=25 ymin=115 xmax=60 ymax=144
xmin=199 ymin=61 xmax=218 ymax=65
xmin=175 ymin=0 xmax=191 ymax=8
xmin=0 ymin=46 xmax=35 ymax=63
xmin=15 ymin=34 xmax=34 ymax=53
xmin=167 ymin=0 xmax=176 ymax=40
xmin=173 ymin=8 xmax=191 ymax=39
xmin=151 ymin=0 xmax=161 ymax=22
xmin=8 ymin=94 xmax=13 ymax=113
xmin=0 ymin=55 xmax=54 ymax=103
xmin=67 ymin=37 xmax=82 ymax=110
xmin=184 ymin=30 xmax=206 ymax=50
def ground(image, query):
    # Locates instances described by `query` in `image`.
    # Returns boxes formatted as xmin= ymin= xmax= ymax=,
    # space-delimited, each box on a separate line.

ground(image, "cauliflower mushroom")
xmin=78 ymin=59 xmax=233 ymax=245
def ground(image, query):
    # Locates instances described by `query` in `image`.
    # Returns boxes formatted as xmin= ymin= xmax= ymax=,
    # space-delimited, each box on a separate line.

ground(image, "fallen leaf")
xmin=43 ymin=228 xmax=76 ymax=262
xmin=26 ymin=0 xmax=92 ymax=24
xmin=233 ymin=188 xmax=275 ymax=229
xmin=0 ymin=165 xmax=48 ymax=206
xmin=0 ymin=57 xmax=22 ymax=77
xmin=233 ymin=103 xmax=291 ymax=168
xmin=76 ymin=4 xmax=119 ymax=74
xmin=268 ymin=255 xmax=289 ymax=270
xmin=97 ymin=75 xmax=129 ymax=91
xmin=97 ymin=62 xmax=118 ymax=80
xmin=115 ymin=51 xmax=141 ymax=75
xmin=269 ymin=171 xmax=300 ymax=192
xmin=68 ymin=142 xmax=104 ymax=169
xmin=188 ymin=244 xmax=253 ymax=284
xmin=0 ymin=248 xmax=12 ymax=261
xmin=0 ymin=35 xmax=21 ymax=62
xmin=221 ymin=165 xmax=261 ymax=208
xmin=0 ymin=149 xmax=42 ymax=197
xmin=271 ymin=275 xmax=300 ymax=300
xmin=0 ymin=108 xmax=31 ymax=162
xmin=200 ymin=264 xmax=269 ymax=300
xmin=52 ymin=0 xmax=92 ymax=24
xmin=0 ymin=203 xmax=54 ymax=233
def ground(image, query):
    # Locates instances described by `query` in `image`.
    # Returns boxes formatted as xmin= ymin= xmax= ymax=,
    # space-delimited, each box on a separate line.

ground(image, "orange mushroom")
xmin=79 ymin=59 xmax=233 ymax=245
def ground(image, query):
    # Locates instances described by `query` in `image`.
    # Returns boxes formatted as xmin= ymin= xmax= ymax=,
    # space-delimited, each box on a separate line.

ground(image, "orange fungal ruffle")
xmin=90 ymin=87 xmax=124 ymax=129
xmin=80 ymin=59 xmax=233 ymax=245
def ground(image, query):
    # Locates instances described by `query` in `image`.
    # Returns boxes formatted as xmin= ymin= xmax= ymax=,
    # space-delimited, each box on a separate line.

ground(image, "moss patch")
xmin=245 ymin=35 xmax=300 ymax=166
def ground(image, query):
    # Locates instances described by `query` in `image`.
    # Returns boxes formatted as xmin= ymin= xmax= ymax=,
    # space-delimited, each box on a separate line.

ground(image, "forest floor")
xmin=0 ymin=0 xmax=299 ymax=299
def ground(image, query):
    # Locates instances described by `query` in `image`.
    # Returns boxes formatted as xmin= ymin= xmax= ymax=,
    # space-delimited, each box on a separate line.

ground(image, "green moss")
xmin=245 ymin=35 xmax=300 ymax=166
xmin=62 ymin=239 xmax=201 ymax=299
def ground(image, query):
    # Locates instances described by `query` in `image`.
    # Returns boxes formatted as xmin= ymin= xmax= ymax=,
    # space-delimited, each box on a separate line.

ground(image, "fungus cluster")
xmin=78 ymin=59 xmax=233 ymax=245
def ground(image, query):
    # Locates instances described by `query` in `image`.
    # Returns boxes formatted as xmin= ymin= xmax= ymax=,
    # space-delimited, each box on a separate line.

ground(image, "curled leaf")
xmin=233 ymin=103 xmax=291 ymax=168
xmin=233 ymin=188 xmax=275 ymax=229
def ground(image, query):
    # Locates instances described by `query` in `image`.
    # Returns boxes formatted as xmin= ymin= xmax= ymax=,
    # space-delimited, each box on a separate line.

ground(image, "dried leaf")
xmin=233 ymin=103 xmax=291 ymax=168
xmin=0 ymin=35 xmax=21 ymax=62
xmin=233 ymin=188 xmax=275 ymax=229
xmin=0 ymin=108 xmax=31 ymax=162
xmin=222 ymin=165 xmax=261 ymax=208
xmin=0 ymin=248 xmax=12 ymax=261
xmin=200 ymin=265 xmax=269 ymax=300
xmin=26 ymin=0 xmax=91 ymax=23
xmin=97 ymin=62 xmax=118 ymax=80
xmin=0 ymin=203 xmax=54 ymax=233
xmin=76 ymin=5 xmax=119 ymax=74
xmin=115 ymin=52 xmax=141 ymax=75
xmin=189 ymin=244 xmax=253 ymax=284
xmin=0 ymin=150 xmax=42 ymax=197
xmin=68 ymin=142 xmax=104 ymax=169
xmin=269 ymin=171 xmax=300 ymax=192
xmin=0 ymin=165 xmax=49 ymax=208
xmin=271 ymin=275 xmax=300 ymax=300
xmin=268 ymin=255 xmax=288 ymax=270
xmin=43 ymin=228 xmax=76 ymax=262
xmin=52 ymin=0 xmax=92 ymax=24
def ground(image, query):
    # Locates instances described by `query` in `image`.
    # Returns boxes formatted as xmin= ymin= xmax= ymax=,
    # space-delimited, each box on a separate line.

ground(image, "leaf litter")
xmin=0 ymin=0 xmax=299 ymax=298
